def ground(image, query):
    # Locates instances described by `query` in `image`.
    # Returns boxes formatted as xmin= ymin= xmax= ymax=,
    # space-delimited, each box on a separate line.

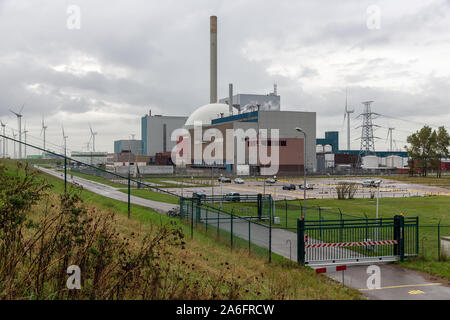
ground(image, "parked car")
xmin=265 ymin=178 xmax=277 ymax=184
xmin=218 ymin=176 xmax=232 ymax=183
xmin=362 ymin=180 xmax=381 ymax=188
xmin=192 ymin=189 xmax=206 ymax=199
xmin=234 ymin=178 xmax=245 ymax=184
xmin=224 ymin=192 xmax=240 ymax=202
xmin=282 ymin=183 xmax=296 ymax=190
xmin=299 ymin=183 xmax=314 ymax=190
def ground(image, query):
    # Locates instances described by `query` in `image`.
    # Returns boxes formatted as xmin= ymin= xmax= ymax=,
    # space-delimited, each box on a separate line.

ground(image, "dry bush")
xmin=0 ymin=163 xmax=187 ymax=299
xmin=0 ymin=162 xmax=261 ymax=300
xmin=335 ymin=182 xmax=358 ymax=200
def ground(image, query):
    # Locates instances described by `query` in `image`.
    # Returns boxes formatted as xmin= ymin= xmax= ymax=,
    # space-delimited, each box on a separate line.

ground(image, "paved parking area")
xmin=164 ymin=177 xmax=450 ymax=200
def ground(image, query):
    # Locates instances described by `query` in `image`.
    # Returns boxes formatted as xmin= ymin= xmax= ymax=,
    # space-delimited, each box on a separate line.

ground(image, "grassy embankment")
xmin=0 ymin=159 xmax=362 ymax=300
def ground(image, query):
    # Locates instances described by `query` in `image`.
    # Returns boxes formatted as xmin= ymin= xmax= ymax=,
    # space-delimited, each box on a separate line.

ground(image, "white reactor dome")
xmin=184 ymin=103 xmax=238 ymax=128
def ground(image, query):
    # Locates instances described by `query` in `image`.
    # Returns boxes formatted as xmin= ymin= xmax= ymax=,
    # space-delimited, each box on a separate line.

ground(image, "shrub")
xmin=335 ymin=182 xmax=358 ymax=200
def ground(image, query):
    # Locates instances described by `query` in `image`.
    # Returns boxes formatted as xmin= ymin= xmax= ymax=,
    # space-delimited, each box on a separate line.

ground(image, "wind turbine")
xmin=386 ymin=127 xmax=395 ymax=152
xmin=89 ymin=123 xmax=97 ymax=152
xmin=343 ymin=89 xmax=354 ymax=150
xmin=40 ymin=116 xmax=48 ymax=156
xmin=11 ymin=129 xmax=17 ymax=159
xmin=62 ymin=125 xmax=68 ymax=156
xmin=23 ymin=121 xmax=28 ymax=158
xmin=0 ymin=120 xmax=6 ymax=158
xmin=10 ymin=104 xmax=24 ymax=158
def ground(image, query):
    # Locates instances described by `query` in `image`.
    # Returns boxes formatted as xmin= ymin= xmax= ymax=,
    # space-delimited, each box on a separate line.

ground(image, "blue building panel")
xmin=141 ymin=115 xmax=148 ymax=155
xmin=211 ymin=111 xmax=258 ymax=125
xmin=316 ymin=131 xmax=339 ymax=153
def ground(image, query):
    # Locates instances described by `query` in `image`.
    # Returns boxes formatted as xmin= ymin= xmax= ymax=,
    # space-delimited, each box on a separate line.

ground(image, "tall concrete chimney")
xmin=228 ymin=83 xmax=233 ymax=114
xmin=210 ymin=16 xmax=217 ymax=104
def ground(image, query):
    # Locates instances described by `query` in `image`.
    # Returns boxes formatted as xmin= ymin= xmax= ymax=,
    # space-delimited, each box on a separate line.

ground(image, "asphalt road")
xmin=37 ymin=166 xmax=450 ymax=300
xmin=165 ymin=177 xmax=450 ymax=201
xmin=36 ymin=166 xmax=177 ymax=214
xmin=327 ymin=263 xmax=450 ymax=300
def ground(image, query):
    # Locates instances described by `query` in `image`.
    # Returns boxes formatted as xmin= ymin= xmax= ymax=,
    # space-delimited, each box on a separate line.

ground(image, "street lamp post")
xmin=375 ymin=180 xmax=382 ymax=244
xmin=295 ymin=127 xmax=307 ymax=218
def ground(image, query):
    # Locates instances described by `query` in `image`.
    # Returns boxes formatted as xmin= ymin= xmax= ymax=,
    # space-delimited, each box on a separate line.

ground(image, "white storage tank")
xmin=387 ymin=155 xmax=403 ymax=168
xmin=380 ymin=157 xmax=387 ymax=166
xmin=362 ymin=155 xmax=379 ymax=168
xmin=324 ymin=144 xmax=332 ymax=153
xmin=316 ymin=145 xmax=324 ymax=153
xmin=325 ymin=153 xmax=335 ymax=168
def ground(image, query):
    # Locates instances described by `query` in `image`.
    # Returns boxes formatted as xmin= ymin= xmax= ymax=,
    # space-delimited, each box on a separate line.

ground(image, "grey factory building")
xmin=141 ymin=111 xmax=187 ymax=156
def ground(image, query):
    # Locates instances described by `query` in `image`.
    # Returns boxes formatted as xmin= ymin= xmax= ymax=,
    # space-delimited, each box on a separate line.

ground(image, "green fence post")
xmin=127 ymin=172 xmax=131 ymax=219
xmin=205 ymin=208 xmax=208 ymax=232
xmin=191 ymin=201 xmax=194 ymax=240
xmin=394 ymin=214 xmax=405 ymax=261
xmin=64 ymin=156 xmax=67 ymax=193
xmin=230 ymin=212 xmax=234 ymax=251
xmin=196 ymin=199 xmax=201 ymax=228
xmin=438 ymin=221 xmax=441 ymax=261
xmin=285 ymin=198 xmax=288 ymax=229
xmin=180 ymin=198 xmax=184 ymax=219
xmin=416 ymin=217 xmax=419 ymax=257
xmin=319 ymin=207 xmax=322 ymax=238
xmin=297 ymin=218 xmax=305 ymax=264
xmin=248 ymin=219 xmax=251 ymax=255
xmin=257 ymin=193 xmax=262 ymax=220
xmin=269 ymin=196 xmax=272 ymax=263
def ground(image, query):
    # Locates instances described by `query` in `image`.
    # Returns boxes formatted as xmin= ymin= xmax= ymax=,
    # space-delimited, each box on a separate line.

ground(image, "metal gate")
xmin=297 ymin=215 xmax=418 ymax=266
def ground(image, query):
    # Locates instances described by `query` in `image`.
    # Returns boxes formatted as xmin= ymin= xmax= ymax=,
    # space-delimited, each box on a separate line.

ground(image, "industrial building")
xmin=179 ymin=104 xmax=316 ymax=175
xmin=169 ymin=16 xmax=317 ymax=176
xmin=315 ymin=131 xmax=409 ymax=171
xmin=114 ymin=139 xmax=143 ymax=155
xmin=70 ymin=151 xmax=108 ymax=166
xmin=141 ymin=111 xmax=187 ymax=156
xmin=218 ymin=86 xmax=280 ymax=112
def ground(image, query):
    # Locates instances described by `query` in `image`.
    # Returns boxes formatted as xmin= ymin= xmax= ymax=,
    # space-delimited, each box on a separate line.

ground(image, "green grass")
xmin=67 ymin=170 xmax=126 ymax=188
xmin=1 ymin=159 xmax=363 ymax=299
xmin=119 ymin=188 xmax=180 ymax=205
xmin=143 ymin=177 xmax=212 ymax=188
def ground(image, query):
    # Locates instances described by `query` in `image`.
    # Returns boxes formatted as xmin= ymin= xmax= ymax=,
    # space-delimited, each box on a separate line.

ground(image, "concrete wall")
xmin=115 ymin=165 xmax=173 ymax=175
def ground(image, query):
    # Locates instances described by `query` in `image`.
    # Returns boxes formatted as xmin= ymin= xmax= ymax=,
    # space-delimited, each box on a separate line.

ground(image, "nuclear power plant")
xmin=107 ymin=15 xmax=426 ymax=176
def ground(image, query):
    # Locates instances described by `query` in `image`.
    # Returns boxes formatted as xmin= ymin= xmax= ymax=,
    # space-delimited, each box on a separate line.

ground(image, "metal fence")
xmin=273 ymin=200 xmax=361 ymax=230
xmin=179 ymin=197 xmax=274 ymax=262
xmin=417 ymin=225 xmax=450 ymax=261
xmin=297 ymin=215 xmax=419 ymax=266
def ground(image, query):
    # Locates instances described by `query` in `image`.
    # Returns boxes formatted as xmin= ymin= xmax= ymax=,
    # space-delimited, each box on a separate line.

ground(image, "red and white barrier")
xmin=305 ymin=240 xmax=397 ymax=249
xmin=315 ymin=265 xmax=347 ymax=274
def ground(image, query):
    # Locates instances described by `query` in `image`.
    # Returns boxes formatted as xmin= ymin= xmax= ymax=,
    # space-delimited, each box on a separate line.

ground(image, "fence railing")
xmin=297 ymin=215 xmax=419 ymax=265
xmin=179 ymin=197 xmax=274 ymax=263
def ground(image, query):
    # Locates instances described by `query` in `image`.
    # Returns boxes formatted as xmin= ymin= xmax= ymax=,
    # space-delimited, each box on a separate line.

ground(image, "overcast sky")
xmin=1 ymin=0 xmax=449 ymax=154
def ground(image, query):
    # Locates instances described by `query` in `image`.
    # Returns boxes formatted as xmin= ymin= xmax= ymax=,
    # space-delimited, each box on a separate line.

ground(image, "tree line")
xmin=406 ymin=126 xmax=450 ymax=177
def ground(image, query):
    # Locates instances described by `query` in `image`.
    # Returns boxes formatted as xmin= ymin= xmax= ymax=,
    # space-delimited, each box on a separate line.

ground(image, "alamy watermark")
xmin=366 ymin=5 xmax=381 ymax=30
xmin=170 ymin=122 xmax=281 ymax=175
xmin=67 ymin=5 xmax=81 ymax=30
xmin=366 ymin=265 xmax=381 ymax=289
xmin=66 ymin=265 xmax=81 ymax=290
